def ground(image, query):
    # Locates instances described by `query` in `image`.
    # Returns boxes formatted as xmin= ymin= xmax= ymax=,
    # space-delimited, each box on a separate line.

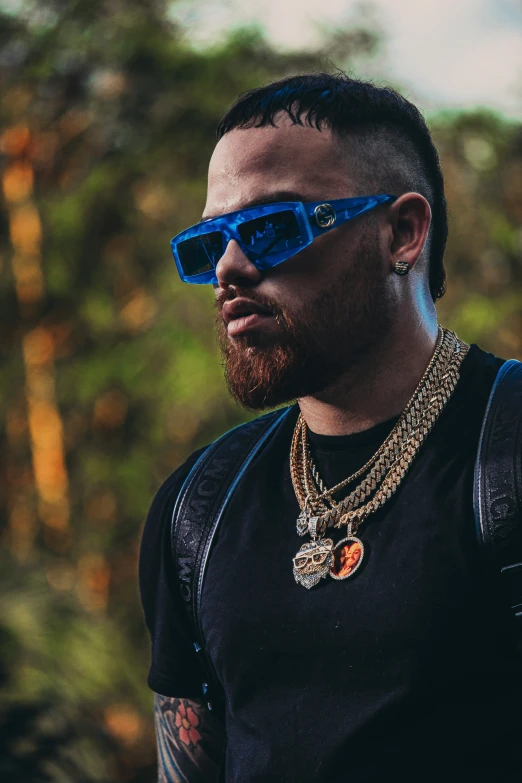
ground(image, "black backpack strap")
xmin=474 ymin=359 xmax=522 ymax=648
xmin=171 ymin=405 xmax=295 ymax=714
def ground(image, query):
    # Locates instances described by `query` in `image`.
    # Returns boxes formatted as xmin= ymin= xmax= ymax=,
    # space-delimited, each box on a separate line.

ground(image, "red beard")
xmin=214 ymin=239 xmax=391 ymax=411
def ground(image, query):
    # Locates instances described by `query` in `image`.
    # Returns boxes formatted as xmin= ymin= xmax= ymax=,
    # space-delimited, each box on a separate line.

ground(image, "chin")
xmin=225 ymin=357 xmax=343 ymax=411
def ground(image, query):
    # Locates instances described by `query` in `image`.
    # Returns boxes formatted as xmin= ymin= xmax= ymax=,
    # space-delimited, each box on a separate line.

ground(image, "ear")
xmin=388 ymin=192 xmax=431 ymax=273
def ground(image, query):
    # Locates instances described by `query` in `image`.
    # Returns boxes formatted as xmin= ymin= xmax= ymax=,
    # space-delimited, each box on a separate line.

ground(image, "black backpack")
xmin=171 ymin=359 xmax=522 ymax=717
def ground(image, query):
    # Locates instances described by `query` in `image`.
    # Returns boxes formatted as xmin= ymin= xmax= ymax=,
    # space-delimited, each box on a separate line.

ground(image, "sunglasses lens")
xmin=238 ymin=210 xmax=304 ymax=260
xmin=176 ymin=207 xmax=305 ymax=281
xmin=177 ymin=231 xmax=224 ymax=277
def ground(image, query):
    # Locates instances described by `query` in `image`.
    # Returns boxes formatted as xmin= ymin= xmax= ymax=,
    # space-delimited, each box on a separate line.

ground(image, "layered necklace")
xmin=290 ymin=326 xmax=469 ymax=589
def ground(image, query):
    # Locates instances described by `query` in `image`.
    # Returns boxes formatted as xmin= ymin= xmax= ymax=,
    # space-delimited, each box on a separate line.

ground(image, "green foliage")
xmin=432 ymin=110 xmax=522 ymax=354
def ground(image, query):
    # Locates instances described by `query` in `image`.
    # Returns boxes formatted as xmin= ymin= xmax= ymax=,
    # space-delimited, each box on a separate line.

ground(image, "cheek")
xmin=263 ymin=236 xmax=349 ymax=303
xmin=258 ymin=224 xmax=382 ymax=316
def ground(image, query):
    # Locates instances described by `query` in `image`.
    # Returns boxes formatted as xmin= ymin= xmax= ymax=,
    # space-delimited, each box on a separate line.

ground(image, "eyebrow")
xmin=200 ymin=190 xmax=310 ymax=221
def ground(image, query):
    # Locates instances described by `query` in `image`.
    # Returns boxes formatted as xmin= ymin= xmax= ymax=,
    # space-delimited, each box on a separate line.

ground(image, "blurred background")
xmin=0 ymin=0 xmax=521 ymax=780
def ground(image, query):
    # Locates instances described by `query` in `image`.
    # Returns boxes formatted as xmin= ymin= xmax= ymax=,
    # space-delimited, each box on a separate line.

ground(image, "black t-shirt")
xmin=139 ymin=344 xmax=522 ymax=782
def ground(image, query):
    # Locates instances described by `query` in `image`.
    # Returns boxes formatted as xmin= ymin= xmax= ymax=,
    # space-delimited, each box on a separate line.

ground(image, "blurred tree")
xmin=0 ymin=1 xmax=379 ymax=779
xmin=433 ymin=110 xmax=522 ymax=357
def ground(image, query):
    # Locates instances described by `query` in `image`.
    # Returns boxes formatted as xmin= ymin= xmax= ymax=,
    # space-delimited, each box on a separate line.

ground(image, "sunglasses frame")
xmin=170 ymin=194 xmax=396 ymax=285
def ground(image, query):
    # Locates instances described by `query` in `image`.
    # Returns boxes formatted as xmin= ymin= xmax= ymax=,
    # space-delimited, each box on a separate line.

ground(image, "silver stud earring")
xmin=393 ymin=260 xmax=410 ymax=276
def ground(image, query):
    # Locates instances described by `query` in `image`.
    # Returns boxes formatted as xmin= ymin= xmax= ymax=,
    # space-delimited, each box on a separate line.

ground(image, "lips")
xmin=222 ymin=298 xmax=274 ymax=326
xmin=221 ymin=297 xmax=278 ymax=338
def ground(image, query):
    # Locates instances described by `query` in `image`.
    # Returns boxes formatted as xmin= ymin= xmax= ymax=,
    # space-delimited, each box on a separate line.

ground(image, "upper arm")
xmin=154 ymin=693 xmax=225 ymax=783
xmin=141 ymin=453 xmax=224 ymax=780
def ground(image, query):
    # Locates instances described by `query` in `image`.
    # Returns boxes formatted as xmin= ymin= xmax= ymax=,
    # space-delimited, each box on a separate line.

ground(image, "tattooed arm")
xmin=154 ymin=694 xmax=226 ymax=783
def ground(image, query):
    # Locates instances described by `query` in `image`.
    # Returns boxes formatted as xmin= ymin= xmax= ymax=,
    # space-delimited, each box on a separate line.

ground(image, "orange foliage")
xmin=2 ymin=161 xmax=34 ymax=203
xmin=22 ymin=328 xmax=70 ymax=528
xmin=9 ymin=204 xmax=42 ymax=253
xmin=0 ymin=125 xmax=31 ymax=157
xmin=23 ymin=327 xmax=54 ymax=366
xmin=104 ymin=704 xmax=144 ymax=746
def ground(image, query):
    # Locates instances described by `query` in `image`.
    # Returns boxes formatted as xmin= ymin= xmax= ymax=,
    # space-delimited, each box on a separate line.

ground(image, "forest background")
xmin=1 ymin=0 xmax=521 ymax=781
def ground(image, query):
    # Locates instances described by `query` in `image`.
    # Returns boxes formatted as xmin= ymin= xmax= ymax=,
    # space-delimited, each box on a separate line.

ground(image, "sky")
xmin=171 ymin=0 xmax=522 ymax=119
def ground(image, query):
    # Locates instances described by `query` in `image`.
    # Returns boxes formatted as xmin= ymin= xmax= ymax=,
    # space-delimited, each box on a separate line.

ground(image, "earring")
xmin=393 ymin=261 xmax=410 ymax=276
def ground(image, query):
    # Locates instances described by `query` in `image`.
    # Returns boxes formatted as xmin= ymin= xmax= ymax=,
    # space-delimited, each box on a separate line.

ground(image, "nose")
xmin=214 ymin=239 xmax=263 ymax=290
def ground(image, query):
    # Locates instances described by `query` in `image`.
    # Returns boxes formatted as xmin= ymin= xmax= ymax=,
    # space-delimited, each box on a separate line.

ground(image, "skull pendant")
xmin=292 ymin=538 xmax=334 ymax=589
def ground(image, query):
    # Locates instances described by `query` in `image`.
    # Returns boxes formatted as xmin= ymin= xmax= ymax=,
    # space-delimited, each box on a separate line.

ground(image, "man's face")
xmin=340 ymin=542 xmax=361 ymax=568
xmin=204 ymin=117 xmax=395 ymax=410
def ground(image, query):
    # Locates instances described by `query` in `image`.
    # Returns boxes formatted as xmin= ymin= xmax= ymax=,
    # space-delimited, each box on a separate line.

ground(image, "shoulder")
xmin=140 ymin=445 xmax=209 ymax=549
xmin=458 ymin=343 xmax=506 ymax=403
xmin=464 ymin=343 xmax=506 ymax=377
xmin=139 ymin=445 xmax=210 ymax=599
xmin=149 ymin=446 xmax=209 ymax=521
xmin=140 ymin=405 xmax=296 ymax=567
xmin=144 ymin=410 xmax=286 ymax=525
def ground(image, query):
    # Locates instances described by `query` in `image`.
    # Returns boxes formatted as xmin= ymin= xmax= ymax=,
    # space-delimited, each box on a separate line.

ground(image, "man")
xmin=332 ymin=540 xmax=362 ymax=579
xmin=139 ymin=73 xmax=521 ymax=782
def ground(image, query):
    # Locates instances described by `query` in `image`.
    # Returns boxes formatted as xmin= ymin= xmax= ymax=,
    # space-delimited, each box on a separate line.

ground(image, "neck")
xmin=298 ymin=318 xmax=440 ymax=436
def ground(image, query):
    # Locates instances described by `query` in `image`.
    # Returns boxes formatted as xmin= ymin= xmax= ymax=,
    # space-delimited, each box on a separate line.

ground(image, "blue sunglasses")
xmin=170 ymin=194 xmax=396 ymax=284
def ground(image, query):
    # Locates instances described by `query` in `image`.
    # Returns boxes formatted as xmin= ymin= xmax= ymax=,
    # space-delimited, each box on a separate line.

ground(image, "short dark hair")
xmin=216 ymin=72 xmax=447 ymax=301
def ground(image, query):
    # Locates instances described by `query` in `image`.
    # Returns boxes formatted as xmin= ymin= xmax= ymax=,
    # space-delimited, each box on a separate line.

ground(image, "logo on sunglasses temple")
xmin=314 ymin=203 xmax=336 ymax=229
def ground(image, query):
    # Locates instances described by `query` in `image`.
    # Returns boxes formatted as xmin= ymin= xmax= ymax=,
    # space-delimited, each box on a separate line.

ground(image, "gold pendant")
xmin=292 ymin=538 xmax=334 ymax=589
xmin=329 ymin=536 xmax=364 ymax=580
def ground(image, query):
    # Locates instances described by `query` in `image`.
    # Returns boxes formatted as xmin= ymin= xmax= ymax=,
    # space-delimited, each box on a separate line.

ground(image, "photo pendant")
xmin=329 ymin=536 xmax=364 ymax=581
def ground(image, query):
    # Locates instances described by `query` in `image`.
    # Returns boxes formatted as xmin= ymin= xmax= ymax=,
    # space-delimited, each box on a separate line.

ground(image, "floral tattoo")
xmin=154 ymin=694 xmax=225 ymax=782
xmin=174 ymin=700 xmax=202 ymax=749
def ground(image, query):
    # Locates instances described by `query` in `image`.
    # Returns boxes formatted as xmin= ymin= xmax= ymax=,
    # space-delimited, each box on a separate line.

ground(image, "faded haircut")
xmin=216 ymin=72 xmax=447 ymax=301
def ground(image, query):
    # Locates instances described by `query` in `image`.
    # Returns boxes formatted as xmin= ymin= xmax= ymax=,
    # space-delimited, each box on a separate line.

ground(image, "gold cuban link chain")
xmin=290 ymin=327 xmax=469 ymax=533
xmin=292 ymin=325 xmax=447 ymax=514
xmin=290 ymin=327 xmax=444 ymax=510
